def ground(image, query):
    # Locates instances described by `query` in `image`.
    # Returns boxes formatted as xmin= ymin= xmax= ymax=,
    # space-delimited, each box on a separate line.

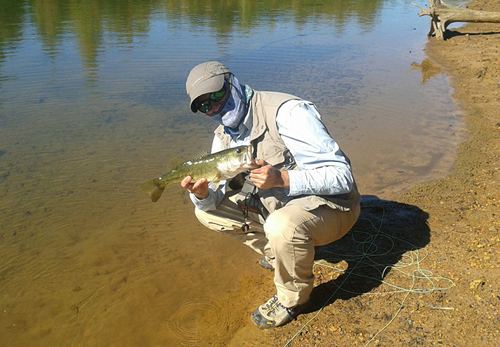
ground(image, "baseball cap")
xmin=186 ymin=61 xmax=231 ymax=112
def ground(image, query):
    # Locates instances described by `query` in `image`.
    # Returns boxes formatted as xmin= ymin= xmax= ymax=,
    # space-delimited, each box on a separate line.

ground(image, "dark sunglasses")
xmin=197 ymin=84 xmax=227 ymax=114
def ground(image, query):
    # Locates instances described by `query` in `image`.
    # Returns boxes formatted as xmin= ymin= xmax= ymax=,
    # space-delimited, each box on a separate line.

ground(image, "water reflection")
xmin=7 ymin=0 xmax=389 ymax=71
xmin=411 ymin=58 xmax=444 ymax=84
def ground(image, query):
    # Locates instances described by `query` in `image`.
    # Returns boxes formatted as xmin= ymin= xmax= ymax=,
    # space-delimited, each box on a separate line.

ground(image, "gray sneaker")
xmin=259 ymin=256 xmax=274 ymax=270
xmin=251 ymin=295 xmax=310 ymax=329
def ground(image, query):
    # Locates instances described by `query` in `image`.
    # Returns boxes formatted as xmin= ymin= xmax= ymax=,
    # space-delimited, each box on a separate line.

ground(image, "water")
xmin=0 ymin=0 xmax=465 ymax=345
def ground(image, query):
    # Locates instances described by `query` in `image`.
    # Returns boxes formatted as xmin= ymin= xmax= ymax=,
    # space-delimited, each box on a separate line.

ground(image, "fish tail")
xmin=138 ymin=178 xmax=165 ymax=202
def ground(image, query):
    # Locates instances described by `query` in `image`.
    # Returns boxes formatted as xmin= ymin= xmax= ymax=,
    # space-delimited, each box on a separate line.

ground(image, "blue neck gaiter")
xmin=210 ymin=75 xmax=248 ymax=129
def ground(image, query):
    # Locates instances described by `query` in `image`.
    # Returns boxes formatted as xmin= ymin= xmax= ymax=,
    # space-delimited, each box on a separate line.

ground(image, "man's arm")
xmin=275 ymin=100 xmax=355 ymax=196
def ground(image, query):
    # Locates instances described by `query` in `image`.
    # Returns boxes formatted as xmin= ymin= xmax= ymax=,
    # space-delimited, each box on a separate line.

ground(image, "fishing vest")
xmin=214 ymin=90 xmax=361 ymax=214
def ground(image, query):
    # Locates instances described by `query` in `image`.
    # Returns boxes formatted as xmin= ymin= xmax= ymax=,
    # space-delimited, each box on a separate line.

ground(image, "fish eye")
xmin=235 ymin=148 xmax=241 ymax=153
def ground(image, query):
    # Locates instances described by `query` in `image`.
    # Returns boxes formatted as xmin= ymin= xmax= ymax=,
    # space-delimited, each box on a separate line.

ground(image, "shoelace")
xmin=263 ymin=296 xmax=287 ymax=315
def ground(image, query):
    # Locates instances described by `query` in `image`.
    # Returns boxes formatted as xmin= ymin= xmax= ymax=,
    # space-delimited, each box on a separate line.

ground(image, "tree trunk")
xmin=413 ymin=0 xmax=500 ymax=40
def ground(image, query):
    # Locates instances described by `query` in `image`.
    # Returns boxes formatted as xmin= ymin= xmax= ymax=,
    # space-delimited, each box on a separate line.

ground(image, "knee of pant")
xmin=194 ymin=208 xmax=221 ymax=231
xmin=264 ymin=211 xmax=297 ymax=243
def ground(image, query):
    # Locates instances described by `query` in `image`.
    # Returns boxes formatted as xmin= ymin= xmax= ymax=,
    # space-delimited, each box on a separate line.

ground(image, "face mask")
xmin=210 ymin=75 xmax=247 ymax=129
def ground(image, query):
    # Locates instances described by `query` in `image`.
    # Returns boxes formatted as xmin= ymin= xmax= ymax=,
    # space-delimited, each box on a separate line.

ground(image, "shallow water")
xmin=0 ymin=0 xmax=465 ymax=345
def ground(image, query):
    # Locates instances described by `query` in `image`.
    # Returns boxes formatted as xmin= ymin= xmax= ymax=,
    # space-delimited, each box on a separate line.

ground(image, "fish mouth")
xmin=243 ymin=145 xmax=258 ymax=168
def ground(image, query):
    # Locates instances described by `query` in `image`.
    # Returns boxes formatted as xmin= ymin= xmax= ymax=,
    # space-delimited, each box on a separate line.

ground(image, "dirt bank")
xmin=396 ymin=0 xmax=500 ymax=344
xmin=239 ymin=1 xmax=500 ymax=346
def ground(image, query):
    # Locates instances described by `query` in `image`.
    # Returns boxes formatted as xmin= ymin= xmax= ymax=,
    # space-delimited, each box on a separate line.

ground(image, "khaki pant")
xmin=195 ymin=191 xmax=360 ymax=307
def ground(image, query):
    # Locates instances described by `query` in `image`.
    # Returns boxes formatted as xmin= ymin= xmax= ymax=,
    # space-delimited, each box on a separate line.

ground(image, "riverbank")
xmin=399 ymin=0 xmax=500 ymax=344
xmin=237 ymin=1 xmax=500 ymax=346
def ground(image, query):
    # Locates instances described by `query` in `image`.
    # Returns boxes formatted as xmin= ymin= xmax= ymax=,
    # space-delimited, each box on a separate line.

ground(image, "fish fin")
xmin=195 ymin=150 xmax=209 ymax=158
xmin=138 ymin=179 xmax=165 ymax=203
xmin=168 ymin=157 xmax=186 ymax=169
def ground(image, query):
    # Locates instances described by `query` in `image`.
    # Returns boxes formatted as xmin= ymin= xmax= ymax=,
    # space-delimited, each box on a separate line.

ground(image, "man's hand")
xmin=181 ymin=176 xmax=209 ymax=199
xmin=249 ymin=159 xmax=290 ymax=190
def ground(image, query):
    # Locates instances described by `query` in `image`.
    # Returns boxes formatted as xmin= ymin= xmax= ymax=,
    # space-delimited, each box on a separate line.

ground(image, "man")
xmin=181 ymin=61 xmax=361 ymax=329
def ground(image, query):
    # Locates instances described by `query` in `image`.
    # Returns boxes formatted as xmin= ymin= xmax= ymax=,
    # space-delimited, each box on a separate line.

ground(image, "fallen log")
xmin=412 ymin=0 xmax=500 ymax=40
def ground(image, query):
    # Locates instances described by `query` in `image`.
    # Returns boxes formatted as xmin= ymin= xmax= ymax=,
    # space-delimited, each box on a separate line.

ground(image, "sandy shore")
xmin=398 ymin=1 xmax=500 ymax=344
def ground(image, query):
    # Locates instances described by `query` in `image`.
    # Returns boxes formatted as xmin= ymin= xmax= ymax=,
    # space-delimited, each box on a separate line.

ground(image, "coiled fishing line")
xmin=284 ymin=206 xmax=455 ymax=347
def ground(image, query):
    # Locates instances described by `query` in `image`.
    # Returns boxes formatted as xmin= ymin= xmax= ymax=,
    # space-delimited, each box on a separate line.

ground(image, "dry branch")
xmin=412 ymin=0 xmax=500 ymax=40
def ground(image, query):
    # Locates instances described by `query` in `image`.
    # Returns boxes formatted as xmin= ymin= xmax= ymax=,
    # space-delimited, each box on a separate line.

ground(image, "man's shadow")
xmin=309 ymin=195 xmax=431 ymax=310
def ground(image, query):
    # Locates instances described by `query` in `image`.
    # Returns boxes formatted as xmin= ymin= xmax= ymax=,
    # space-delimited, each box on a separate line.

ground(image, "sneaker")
xmin=259 ymin=256 xmax=274 ymax=271
xmin=251 ymin=295 xmax=310 ymax=329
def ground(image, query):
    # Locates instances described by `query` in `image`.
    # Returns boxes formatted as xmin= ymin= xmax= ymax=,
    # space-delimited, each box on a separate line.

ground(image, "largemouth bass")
xmin=138 ymin=145 xmax=258 ymax=202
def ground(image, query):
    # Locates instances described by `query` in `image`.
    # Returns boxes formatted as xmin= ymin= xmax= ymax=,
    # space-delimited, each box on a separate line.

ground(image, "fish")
xmin=138 ymin=145 xmax=258 ymax=202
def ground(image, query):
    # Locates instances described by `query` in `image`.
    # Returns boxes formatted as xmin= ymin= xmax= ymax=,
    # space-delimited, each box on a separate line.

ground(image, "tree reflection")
xmin=0 ymin=0 xmax=388 ymax=82
xmin=0 ymin=0 xmax=28 ymax=103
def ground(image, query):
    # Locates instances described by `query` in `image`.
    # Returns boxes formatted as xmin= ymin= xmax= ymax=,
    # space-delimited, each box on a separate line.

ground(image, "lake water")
xmin=0 ymin=0 xmax=465 ymax=345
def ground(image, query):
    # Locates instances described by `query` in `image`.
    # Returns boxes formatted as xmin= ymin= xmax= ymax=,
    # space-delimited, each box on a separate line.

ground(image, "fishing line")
xmin=284 ymin=206 xmax=455 ymax=347
xmin=284 ymin=207 xmax=386 ymax=347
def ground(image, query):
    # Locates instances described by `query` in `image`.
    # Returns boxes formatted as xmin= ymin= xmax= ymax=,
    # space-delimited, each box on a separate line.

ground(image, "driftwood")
xmin=413 ymin=0 xmax=500 ymax=40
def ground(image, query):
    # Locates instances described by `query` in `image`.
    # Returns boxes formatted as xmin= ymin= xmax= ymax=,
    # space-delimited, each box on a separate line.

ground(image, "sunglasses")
xmin=196 ymin=84 xmax=227 ymax=114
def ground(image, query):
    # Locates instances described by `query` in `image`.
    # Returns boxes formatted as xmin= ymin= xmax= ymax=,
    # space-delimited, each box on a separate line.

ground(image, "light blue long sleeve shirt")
xmin=190 ymin=99 xmax=356 ymax=211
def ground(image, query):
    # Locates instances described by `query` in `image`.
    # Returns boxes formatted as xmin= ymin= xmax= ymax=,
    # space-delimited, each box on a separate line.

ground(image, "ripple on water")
xmin=159 ymin=299 xmax=231 ymax=346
